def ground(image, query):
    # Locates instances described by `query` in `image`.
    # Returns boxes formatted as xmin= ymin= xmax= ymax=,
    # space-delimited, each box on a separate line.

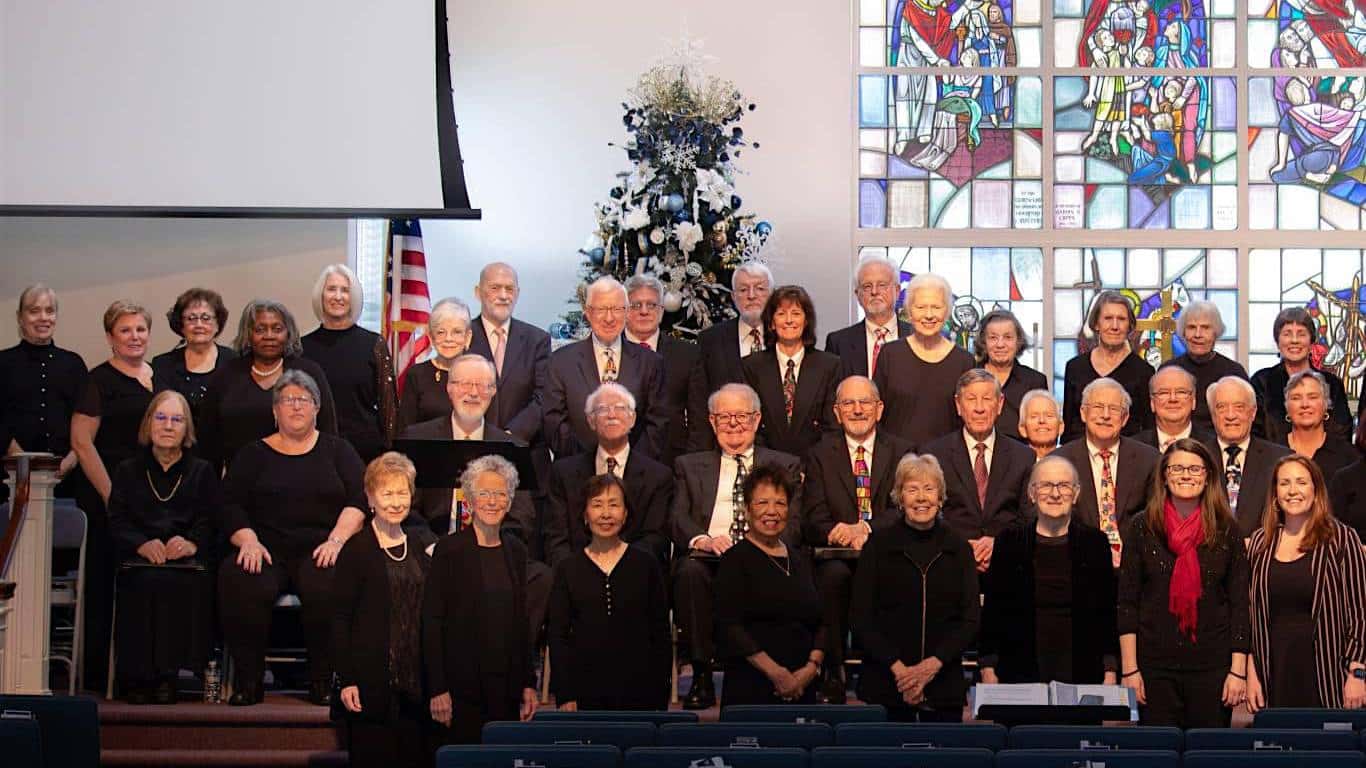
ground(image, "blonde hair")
xmin=364 ymin=451 xmax=417 ymax=496
xmin=892 ymin=452 xmax=947 ymax=506
xmin=103 ymin=300 xmax=153 ymax=334
xmin=136 ymin=390 xmax=197 ymax=448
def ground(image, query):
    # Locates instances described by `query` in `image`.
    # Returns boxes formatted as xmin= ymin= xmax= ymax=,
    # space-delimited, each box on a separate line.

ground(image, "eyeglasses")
xmin=836 ymin=398 xmax=879 ymax=409
xmin=587 ymin=305 xmax=627 ymax=318
xmin=182 ymin=313 xmax=216 ymax=325
xmin=711 ymin=411 xmax=757 ymax=425
xmin=859 ymin=281 xmax=894 ymax=294
xmin=1166 ymin=464 xmax=1208 ymax=477
xmin=450 ymin=379 xmax=495 ymax=393
xmin=735 ymin=286 xmax=769 ymax=297
xmin=1032 ymin=481 xmax=1077 ymax=496
xmin=628 ymin=301 xmax=661 ymax=313
xmin=1153 ymin=388 xmax=1194 ymax=400
xmin=592 ymin=404 xmax=633 ymax=416
xmin=470 ymin=489 xmax=510 ymax=503
xmin=1085 ymin=403 xmax=1127 ymax=415
xmin=278 ymin=395 xmax=316 ymax=408
xmin=153 ymin=413 xmax=186 ymax=425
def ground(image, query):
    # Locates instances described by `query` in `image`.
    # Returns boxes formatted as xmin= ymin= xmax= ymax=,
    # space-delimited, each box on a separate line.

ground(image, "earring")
xmin=1285 ymin=413 xmax=1292 ymax=423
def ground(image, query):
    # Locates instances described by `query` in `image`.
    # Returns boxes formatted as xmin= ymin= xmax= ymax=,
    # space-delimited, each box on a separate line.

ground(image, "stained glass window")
xmin=1248 ymin=0 xmax=1366 ymax=68
xmin=859 ymin=0 xmax=1043 ymax=68
xmin=1055 ymin=0 xmax=1237 ymax=67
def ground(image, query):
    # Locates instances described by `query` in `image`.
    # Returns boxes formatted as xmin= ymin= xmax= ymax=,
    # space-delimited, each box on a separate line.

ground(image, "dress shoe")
xmin=125 ymin=686 xmax=152 ymax=706
xmin=308 ymin=679 xmax=333 ymax=707
xmin=682 ymin=665 xmax=716 ymax=710
xmin=228 ymin=678 xmax=263 ymax=706
xmin=153 ymin=677 xmax=176 ymax=705
xmin=817 ymin=668 xmax=847 ymax=705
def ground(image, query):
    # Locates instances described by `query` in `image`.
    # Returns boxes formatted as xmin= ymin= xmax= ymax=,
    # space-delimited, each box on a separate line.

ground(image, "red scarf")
xmin=1163 ymin=498 xmax=1205 ymax=642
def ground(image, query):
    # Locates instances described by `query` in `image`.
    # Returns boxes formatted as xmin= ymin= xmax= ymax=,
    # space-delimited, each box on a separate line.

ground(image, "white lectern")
xmin=1 ymin=453 xmax=61 ymax=694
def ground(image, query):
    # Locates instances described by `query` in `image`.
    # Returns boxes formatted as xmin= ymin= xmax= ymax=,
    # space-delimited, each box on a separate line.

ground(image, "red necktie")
xmin=973 ymin=442 xmax=988 ymax=509
xmin=639 ymin=340 xmax=652 ymax=352
xmin=872 ymin=327 xmax=888 ymax=375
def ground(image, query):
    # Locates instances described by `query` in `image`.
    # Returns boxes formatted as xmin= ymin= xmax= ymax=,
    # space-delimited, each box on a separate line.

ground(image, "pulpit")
xmin=1 ymin=453 xmax=62 ymax=694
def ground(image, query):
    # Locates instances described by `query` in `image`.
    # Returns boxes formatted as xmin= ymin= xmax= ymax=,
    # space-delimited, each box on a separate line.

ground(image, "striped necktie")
xmin=854 ymin=446 xmax=872 ymax=522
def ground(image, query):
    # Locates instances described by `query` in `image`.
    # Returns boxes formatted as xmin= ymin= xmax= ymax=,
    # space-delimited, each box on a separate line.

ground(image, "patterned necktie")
xmin=606 ymin=456 xmax=619 ymax=476
xmin=452 ymin=487 xmax=471 ymax=534
xmin=729 ymin=454 xmax=749 ymax=540
xmin=747 ymin=327 xmax=763 ymax=356
xmin=783 ymin=358 xmax=797 ymax=423
xmin=973 ymin=442 xmax=989 ymax=509
xmin=491 ymin=326 xmax=507 ymax=377
xmin=1225 ymin=444 xmax=1243 ymax=509
xmin=1098 ymin=450 xmax=1121 ymax=568
xmin=872 ymin=327 xmax=889 ymax=375
xmin=854 ymin=445 xmax=872 ymax=522
xmin=602 ymin=347 xmax=617 ymax=382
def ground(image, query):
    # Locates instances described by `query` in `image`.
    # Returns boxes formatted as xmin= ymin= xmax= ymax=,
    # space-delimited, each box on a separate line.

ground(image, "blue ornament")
xmin=756 ymin=221 xmax=772 ymax=236
xmin=666 ymin=193 xmax=685 ymax=212
xmin=730 ymin=195 xmax=742 ymax=209
xmin=588 ymin=247 xmax=606 ymax=265
xmin=672 ymin=209 xmax=691 ymax=224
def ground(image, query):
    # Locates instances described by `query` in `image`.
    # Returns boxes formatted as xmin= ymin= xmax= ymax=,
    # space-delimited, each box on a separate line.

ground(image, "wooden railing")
xmin=0 ymin=454 xmax=34 ymax=600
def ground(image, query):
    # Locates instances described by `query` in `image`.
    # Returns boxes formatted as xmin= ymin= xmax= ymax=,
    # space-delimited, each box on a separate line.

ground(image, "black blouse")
xmin=0 ymin=340 xmax=87 ymax=456
xmin=1061 ymin=351 xmax=1155 ymax=444
xmin=872 ymin=341 xmax=976 ymax=447
xmin=1163 ymin=353 xmax=1248 ymax=432
xmin=106 ymin=449 xmax=220 ymax=561
xmin=1250 ymin=363 xmax=1354 ymax=440
xmin=396 ymin=361 xmax=452 ymax=432
xmin=998 ymin=362 xmax=1049 ymax=443
xmin=301 ymin=325 xmax=396 ymax=462
xmin=715 ymin=539 xmax=826 ymax=669
xmin=75 ymin=362 xmax=156 ymax=474
xmin=198 ymin=355 xmax=339 ymax=472
xmin=151 ymin=344 xmax=233 ymax=426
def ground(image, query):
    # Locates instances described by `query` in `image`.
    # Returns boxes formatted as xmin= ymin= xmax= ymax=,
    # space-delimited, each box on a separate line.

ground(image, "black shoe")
xmin=228 ymin=676 xmax=263 ymax=706
xmin=308 ymin=679 xmax=332 ymax=707
xmin=125 ymin=685 xmax=152 ymax=706
xmin=153 ymin=677 xmax=176 ymax=705
xmin=817 ymin=667 xmax=847 ymax=705
xmin=682 ymin=665 xmax=716 ymax=710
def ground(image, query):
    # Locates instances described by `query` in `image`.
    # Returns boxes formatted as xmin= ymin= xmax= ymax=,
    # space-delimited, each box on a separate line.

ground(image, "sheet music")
xmin=970 ymin=683 xmax=1050 ymax=717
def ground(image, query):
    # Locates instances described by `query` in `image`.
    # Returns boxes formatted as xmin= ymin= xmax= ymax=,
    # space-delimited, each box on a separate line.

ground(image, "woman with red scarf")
xmin=1117 ymin=438 xmax=1250 ymax=727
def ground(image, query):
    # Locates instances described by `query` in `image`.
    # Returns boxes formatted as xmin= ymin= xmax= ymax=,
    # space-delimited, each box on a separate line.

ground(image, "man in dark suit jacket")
xmin=1050 ymin=377 xmax=1160 ymax=568
xmin=1133 ymin=364 xmax=1219 ymax=455
xmin=671 ymin=382 xmax=802 ymax=709
xmin=624 ymin=274 xmax=700 ymax=467
xmin=925 ymin=369 xmax=1035 ymax=573
xmin=1208 ymin=375 xmax=1293 ymax=538
xmin=823 ymin=256 xmax=912 ymax=378
xmin=686 ymin=262 xmax=774 ymax=451
xmin=801 ymin=375 xmax=911 ymax=702
xmin=543 ymin=382 xmax=674 ymax=568
xmin=543 ymin=277 xmax=668 ymax=458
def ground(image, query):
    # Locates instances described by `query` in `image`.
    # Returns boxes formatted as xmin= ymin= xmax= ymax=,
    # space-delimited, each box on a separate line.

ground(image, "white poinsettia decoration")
xmin=694 ymin=168 xmax=733 ymax=213
xmin=622 ymin=206 xmax=652 ymax=230
xmin=674 ymin=222 xmax=704 ymax=253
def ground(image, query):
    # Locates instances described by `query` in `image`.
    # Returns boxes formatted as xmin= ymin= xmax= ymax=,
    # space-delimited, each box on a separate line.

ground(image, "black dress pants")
xmin=1141 ymin=666 xmax=1232 ymax=728
xmin=218 ymin=552 xmax=338 ymax=684
xmin=672 ymin=556 xmax=720 ymax=663
xmin=814 ymin=558 xmax=855 ymax=666
xmin=346 ymin=692 xmax=430 ymax=768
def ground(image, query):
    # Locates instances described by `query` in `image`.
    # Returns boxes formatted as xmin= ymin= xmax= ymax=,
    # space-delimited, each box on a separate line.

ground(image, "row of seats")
xmin=0 ymin=695 xmax=100 ymax=768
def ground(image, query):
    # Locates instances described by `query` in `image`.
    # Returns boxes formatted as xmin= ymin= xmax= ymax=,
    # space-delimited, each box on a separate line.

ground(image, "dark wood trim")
xmin=0 ymin=206 xmax=481 ymax=220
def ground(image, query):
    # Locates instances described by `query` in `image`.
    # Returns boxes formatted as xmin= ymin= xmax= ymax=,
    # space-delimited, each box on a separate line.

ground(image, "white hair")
xmin=1205 ymin=375 xmax=1256 ymax=414
xmin=311 ymin=263 xmax=363 ymax=325
xmin=584 ymin=276 xmax=628 ymax=307
xmin=905 ymin=273 xmax=952 ymax=305
xmin=1081 ymin=377 xmax=1133 ymax=411
xmin=459 ymin=454 xmax=519 ymax=498
xmin=730 ymin=261 xmax=774 ymax=292
xmin=1030 ymin=454 xmax=1081 ymax=489
xmin=708 ymin=382 xmax=762 ymax=414
xmin=428 ymin=297 xmax=472 ymax=333
xmin=1177 ymin=300 xmax=1225 ymax=341
xmin=584 ymin=381 xmax=638 ymax=421
xmin=854 ymin=257 xmax=897 ymax=289
xmin=1019 ymin=388 xmax=1062 ymax=420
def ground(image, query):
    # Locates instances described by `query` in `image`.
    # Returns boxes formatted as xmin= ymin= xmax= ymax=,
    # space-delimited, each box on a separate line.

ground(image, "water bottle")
xmin=204 ymin=660 xmax=222 ymax=703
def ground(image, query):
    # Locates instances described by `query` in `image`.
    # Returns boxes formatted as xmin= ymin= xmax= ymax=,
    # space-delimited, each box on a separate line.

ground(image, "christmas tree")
xmin=552 ymin=54 xmax=772 ymax=341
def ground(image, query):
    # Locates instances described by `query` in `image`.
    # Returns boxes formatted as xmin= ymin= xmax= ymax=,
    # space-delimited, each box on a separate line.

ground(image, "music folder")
xmin=392 ymin=438 xmax=537 ymax=491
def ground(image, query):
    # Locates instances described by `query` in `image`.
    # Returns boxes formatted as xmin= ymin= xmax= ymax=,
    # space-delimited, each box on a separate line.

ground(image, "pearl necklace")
xmin=373 ymin=521 xmax=408 ymax=562
xmin=251 ymin=358 xmax=284 ymax=377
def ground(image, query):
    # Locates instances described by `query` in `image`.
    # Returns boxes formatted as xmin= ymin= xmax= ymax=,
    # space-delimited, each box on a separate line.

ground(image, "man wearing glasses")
xmin=671 ymin=383 xmax=802 ymax=709
xmin=544 ymin=276 xmax=668 ymax=458
xmin=823 ymin=257 xmax=911 ymax=379
xmin=1134 ymin=365 xmax=1219 ymax=455
xmin=688 ymin=262 xmax=776 ymax=451
xmin=1051 ymin=377 xmax=1159 ymax=568
xmin=625 ymin=273 xmax=699 ymax=467
xmin=1208 ymin=376 xmax=1291 ymax=539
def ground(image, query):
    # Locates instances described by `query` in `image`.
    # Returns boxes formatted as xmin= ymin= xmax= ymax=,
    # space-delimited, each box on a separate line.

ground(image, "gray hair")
xmin=17 ymin=283 xmax=58 ymax=315
xmin=1150 ymin=364 xmax=1197 ymax=395
xmin=854 ymin=256 xmax=897 ymax=289
xmin=584 ymin=276 xmax=628 ymax=307
xmin=450 ymin=353 xmax=497 ymax=383
xmin=625 ymin=274 xmax=666 ymax=298
xmin=478 ymin=262 xmax=519 ymax=287
xmin=272 ymin=369 xmax=321 ymax=406
xmin=1019 ymin=388 xmax=1062 ymax=420
xmin=459 ymin=454 xmax=519 ymax=499
xmin=1081 ymin=377 xmax=1132 ymax=411
xmin=1029 ymin=454 xmax=1081 ymax=491
xmin=731 ymin=261 xmax=774 ymax=292
xmin=892 ymin=453 xmax=947 ymax=506
xmin=904 ymin=273 xmax=953 ymax=306
xmin=1177 ymin=300 xmax=1225 ymax=341
xmin=311 ymin=263 xmax=363 ymax=325
xmin=1285 ymin=369 xmax=1332 ymax=412
xmin=835 ymin=375 xmax=881 ymax=402
xmin=708 ymin=382 xmax=762 ymax=414
xmin=1206 ymin=375 xmax=1256 ymax=414
xmin=234 ymin=299 xmax=303 ymax=357
xmin=428 ymin=297 xmax=472 ymax=334
xmin=584 ymin=381 xmax=638 ymax=421
xmin=956 ymin=367 xmax=1002 ymax=398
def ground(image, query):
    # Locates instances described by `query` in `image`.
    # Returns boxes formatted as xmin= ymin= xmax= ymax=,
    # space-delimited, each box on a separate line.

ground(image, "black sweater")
xmin=198 ymin=355 xmax=339 ymax=472
xmin=301 ymin=326 xmax=396 ymax=462
xmin=106 ymin=449 xmax=220 ymax=561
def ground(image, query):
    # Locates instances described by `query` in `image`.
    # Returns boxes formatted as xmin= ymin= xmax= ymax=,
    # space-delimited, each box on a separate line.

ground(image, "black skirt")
xmin=1267 ymin=554 xmax=1318 ymax=707
xmin=115 ymin=562 xmax=212 ymax=683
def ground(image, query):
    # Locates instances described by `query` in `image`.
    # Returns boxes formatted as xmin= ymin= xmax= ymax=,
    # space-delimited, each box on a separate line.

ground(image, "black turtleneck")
xmin=0 ymin=339 xmax=87 ymax=455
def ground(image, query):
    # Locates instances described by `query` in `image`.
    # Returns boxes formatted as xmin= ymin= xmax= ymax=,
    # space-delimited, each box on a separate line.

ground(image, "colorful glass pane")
xmin=1055 ymin=0 xmax=1237 ymax=67
xmin=863 ymin=0 xmax=1043 ymax=68
xmin=1248 ymin=0 xmax=1366 ymax=68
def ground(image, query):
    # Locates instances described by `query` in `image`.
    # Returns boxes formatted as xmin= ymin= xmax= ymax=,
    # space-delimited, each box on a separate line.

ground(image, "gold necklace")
xmin=146 ymin=469 xmax=184 ymax=502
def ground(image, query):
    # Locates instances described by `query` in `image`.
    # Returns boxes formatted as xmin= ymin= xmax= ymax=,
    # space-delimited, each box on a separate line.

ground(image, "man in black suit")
xmin=671 ymin=382 xmax=802 ymax=709
xmin=1133 ymin=365 xmax=1219 ymax=455
xmin=624 ymin=273 xmax=699 ymax=467
xmin=925 ymin=368 xmax=1035 ymax=573
xmin=686 ymin=261 xmax=774 ymax=451
xmin=801 ymin=375 xmax=911 ymax=703
xmin=823 ymin=256 xmax=912 ymax=378
xmin=1050 ymin=377 xmax=1160 ymax=569
xmin=543 ymin=382 xmax=673 ymax=568
xmin=543 ymin=276 xmax=668 ymax=458
xmin=397 ymin=353 xmax=551 ymax=635
xmin=1208 ymin=375 xmax=1292 ymax=539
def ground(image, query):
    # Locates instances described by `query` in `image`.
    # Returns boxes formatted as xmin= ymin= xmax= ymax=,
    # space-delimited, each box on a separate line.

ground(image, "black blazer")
xmin=687 ymin=318 xmax=748 ymax=452
xmin=1250 ymin=363 xmax=1354 ymax=440
xmin=542 ymin=338 xmax=668 ymax=459
xmin=1219 ymin=437 xmax=1293 ymax=538
xmin=1132 ymin=425 xmax=1220 ymax=456
xmin=542 ymin=449 xmax=674 ymax=567
xmin=422 ymin=528 xmax=534 ymax=702
xmin=823 ymin=320 xmax=913 ymax=378
xmin=742 ymin=347 xmax=841 ymax=460
xmin=1329 ymin=459 xmax=1366 ymax=543
xmin=331 ymin=526 xmax=431 ymax=722
xmin=656 ymin=333 xmax=701 ymax=467
xmin=979 ymin=522 xmax=1118 ymax=684
xmin=1050 ymin=437 xmax=1160 ymax=534
xmin=801 ymin=430 xmax=913 ymax=546
xmin=925 ymin=431 xmax=1035 ymax=541
xmin=670 ymin=447 xmax=804 ymax=551
xmin=466 ymin=315 xmax=552 ymax=445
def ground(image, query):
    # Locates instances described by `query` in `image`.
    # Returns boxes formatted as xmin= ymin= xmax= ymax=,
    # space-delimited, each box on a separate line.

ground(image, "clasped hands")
xmin=136 ymin=535 xmax=197 ymax=565
xmin=827 ymin=522 xmax=869 ymax=551
xmin=892 ymin=657 xmax=942 ymax=706
xmin=767 ymin=662 xmax=818 ymax=702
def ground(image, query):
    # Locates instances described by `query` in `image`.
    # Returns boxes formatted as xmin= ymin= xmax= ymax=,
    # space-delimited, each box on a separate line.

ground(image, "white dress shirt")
xmin=449 ymin=417 xmax=486 ymax=531
xmin=738 ymin=322 xmax=765 ymax=357
xmin=864 ymin=319 xmax=898 ymax=374
xmin=1155 ymin=423 xmax=1193 ymax=453
xmin=596 ymin=443 xmax=631 ymax=476
xmin=481 ymin=316 xmax=511 ymax=347
xmin=592 ymin=334 xmax=623 ymax=382
xmin=695 ymin=446 xmax=756 ymax=545
xmin=1086 ymin=438 xmax=1121 ymax=508
xmin=1217 ymin=436 xmax=1251 ymax=473
xmin=846 ymin=432 xmax=876 ymax=534
xmin=625 ymin=330 xmax=660 ymax=352
xmin=964 ymin=429 xmax=997 ymax=475
xmin=776 ymin=345 xmax=805 ymax=384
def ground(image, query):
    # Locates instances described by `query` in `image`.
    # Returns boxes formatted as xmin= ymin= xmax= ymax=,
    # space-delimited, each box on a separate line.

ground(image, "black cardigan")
xmin=422 ymin=528 xmax=535 ymax=704
xmin=979 ymin=522 xmax=1118 ymax=683
xmin=331 ymin=526 xmax=432 ymax=722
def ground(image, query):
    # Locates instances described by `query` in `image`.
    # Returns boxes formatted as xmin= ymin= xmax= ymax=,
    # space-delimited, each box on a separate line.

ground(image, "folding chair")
xmin=1007 ymin=725 xmax=1183 ymax=751
xmin=45 ymin=503 xmax=85 ymax=696
xmin=105 ymin=559 xmax=208 ymax=699
xmin=811 ymin=746 xmax=995 ymax=768
xmin=223 ymin=592 xmax=306 ymax=698
xmin=1182 ymin=751 xmax=1366 ymax=768
xmin=656 ymin=722 xmax=834 ymax=749
xmin=1184 ymin=728 xmax=1361 ymax=751
xmin=623 ymin=746 xmax=809 ymax=768
xmin=1253 ymin=708 xmax=1366 ymax=731
xmin=535 ymin=709 xmax=698 ymax=724
xmin=834 ymin=722 xmax=1007 ymax=750
xmin=721 ymin=704 xmax=886 ymax=725
xmin=436 ymin=744 xmax=620 ymax=768
xmin=482 ymin=720 xmax=657 ymax=750
xmin=995 ymin=748 xmax=1180 ymax=768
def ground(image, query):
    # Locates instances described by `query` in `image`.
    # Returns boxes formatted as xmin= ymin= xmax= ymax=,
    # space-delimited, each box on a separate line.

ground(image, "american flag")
xmin=383 ymin=219 xmax=432 ymax=397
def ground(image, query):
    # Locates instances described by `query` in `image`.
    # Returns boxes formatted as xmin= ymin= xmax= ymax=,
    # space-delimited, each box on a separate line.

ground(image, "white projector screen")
xmin=1 ymin=0 xmax=462 ymax=213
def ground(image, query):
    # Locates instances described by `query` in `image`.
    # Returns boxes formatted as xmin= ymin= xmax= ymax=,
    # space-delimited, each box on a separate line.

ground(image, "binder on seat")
xmin=1006 ymin=725 xmax=1182 ymax=751
xmin=623 ymin=747 xmax=809 ymax=768
xmin=833 ymin=723 xmax=1007 ymax=750
xmin=657 ymin=722 xmax=833 ymax=749
xmin=995 ymin=748 xmax=1180 ymax=768
xmin=1182 ymin=751 xmax=1366 ymax=768
xmin=1184 ymin=728 xmax=1360 ymax=751
xmin=720 ymin=704 xmax=886 ymax=725
xmin=534 ymin=710 xmax=698 ymax=724
xmin=811 ymin=746 xmax=994 ymax=768
xmin=1252 ymin=708 xmax=1366 ymax=731
xmin=436 ymin=744 xmax=620 ymax=768
xmin=481 ymin=721 xmax=656 ymax=750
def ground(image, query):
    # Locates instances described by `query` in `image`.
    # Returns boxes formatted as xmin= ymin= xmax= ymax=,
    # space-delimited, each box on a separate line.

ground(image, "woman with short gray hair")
xmin=397 ymin=297 xmax=474 ymax=431
xmin=1275 ymin=370 xmax=1357 ymax=482
xmin=1162 ymin=301 xmax=1247 ymax=431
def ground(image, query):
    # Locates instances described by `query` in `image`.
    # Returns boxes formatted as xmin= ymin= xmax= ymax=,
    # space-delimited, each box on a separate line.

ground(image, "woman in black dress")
xmin=1118 ymin=439 xmax=1250 ymax=728
xmin=217 ymin=370 xmax=366 ymax=706
xmin=714 ymin=463 xmax=825 ymax=706
xmin=424 ymin=455 xmax=537 ymax=744
xmin=851 ymin=453 xmax=979 ymax=722
xmin=70 ymin=300 xmax=158 ymax=689
xmin=1272 ymin=370 xmax=1357 ymax=483
xmin=980 ymin=455 xmax=1118 ymax=685
xmin=151 ymin=288 xmax=233 ymax=426
xmin=396 ymin=298 xmax=472 ymax=431
xmin=107 ymin=390 xmax=217 ymax=704
xmin=198 ymin=299 xmax=338 ymax=473
xmin=301 ymin=264 xmax=396 ymax=463
xmin=1246 ymin=454 xmax=1366 ymax=712
xmin=873 ymin=274 xmax=975 ymax=447
xmin=333 ymin=452 xmax=433 ymax=768
xmin=1060 ymin=290 xmax=1154 ymax=443
xmin=740 ymin=286 xmax=840 ymax=459
xmin=1251 ymin=307 xmax=1354 ymax=439
xmin=548 ymin=473 xmax=669 ymax=711
xmin=975 ymin=309 xmax=1047 ymax=444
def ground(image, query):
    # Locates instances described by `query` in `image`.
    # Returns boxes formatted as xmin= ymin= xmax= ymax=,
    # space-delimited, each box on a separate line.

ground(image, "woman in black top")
xmin=1251 ymin=307 xmax=1354 ymax=439
xmin=424 ymin=455 xmax=537 ymax=744
xmin=151 ymin=288 xmax=233 ymax=426
xmin=1118 ymin=438 xmax=1250 ymax=728
xmin=851 ymin=452 xmax=979 ymax=722
xmin=1060 ymin=291 xmax=1155 ymax=443
xmin=218 ymin=370 xmax=365 ymax=706
xmin=107 ymin=391 xmax=218 ymax=704
xmin=1272 ymin=370 xmax=1358 ymax=483
xmin=714 ymin=464 xmax=826 ymax=706
xmin=873 ymin=274 xmax=975 ymax=447
xmin=981 ymin=455 xmax=1118 ymax=685
xmin=1246 ymin=455 xmax=1366 ymax=712
xmin=301 ymin=264 xmax=396 ymax=463
xmin=396 ymin=298 xmax=473 ymax=431
xmin=975 ymin=309 xmax=1048 ymax=444
xmin=548 ymin=473 xmax=669 ymax=711
xmin=333 ymin=452 xmax=433 ymax=768
xmin=198 ymin=299 xmax=338 ymax=473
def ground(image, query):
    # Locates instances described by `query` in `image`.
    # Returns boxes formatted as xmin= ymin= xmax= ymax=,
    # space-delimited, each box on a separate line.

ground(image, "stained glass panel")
xmin=862 ymin=0 xmax=1043 ymax=68
xmin=1248 ymin=0 xmax=1366 ymax=68
xmin=1055 ymin=0 xmax=1237 ymax=67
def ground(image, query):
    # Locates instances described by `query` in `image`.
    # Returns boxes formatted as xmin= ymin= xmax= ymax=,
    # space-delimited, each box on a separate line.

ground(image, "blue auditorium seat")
xmin=1183 ymin=750 xmax=1365 ymax=768
xmin=436 ymin=744 xmax=620 ymax=768
xmin=0 ymin=717 xmax=43 ymax=768
xmin=656 ymin=722 xmax=834 ymax=749
xmin=623 ymin=746 xmax=808 ymax=768
xmin=834 ymin=722 xmax=1007 ymax=750
xmin=1185 ymin=728 xmax=1361 ymax=751
xmin=720 ymin=704 xmax=886 ymax=725
xmin=535 ymin=710 xmax=699 ymax=724
xmin=482 ymin=720 xmax=656 ymax=750
xmin=1253 ymin=709 xmax=1366 ymax=731
xmin=995 ymin=748 xmax=1180 ymax=768
xmin=1007 ymin=725 xmax=1183 ymax=751
xmin=811 ymin=746 xmax=995 ymax=768
xmin=0 ymin=695 xmax=99 ymax=768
